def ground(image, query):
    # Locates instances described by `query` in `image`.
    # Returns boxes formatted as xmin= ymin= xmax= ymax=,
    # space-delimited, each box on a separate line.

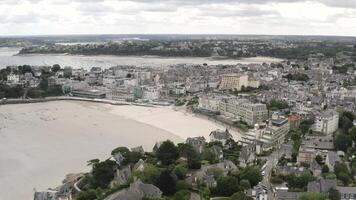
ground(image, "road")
xmin=261 ymin=148 xmax=283 ymax=200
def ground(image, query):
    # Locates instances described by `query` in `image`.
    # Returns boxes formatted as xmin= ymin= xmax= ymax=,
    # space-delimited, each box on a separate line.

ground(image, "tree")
xmin=212 ymin=176 xmax=240 ymax=196
xmin=328 ymin=188 xmax=341 ymax=200
xmin=239 ymin=167 xmax=263 ymax=187
xmin=334 ymin=133 xmax=352 ymax=152
xmin=202 ymin=148 xmax=218 ymax=164
xmin=134 ymin=163 xmax=160 ymax=184
xmin=178 ymin=143 xmax=201 ymax=169
xmin=156 ymin=170 xmax=177 ymax=195
xmin=338 ymin=172 xmax=350 ymax=186
xmin=173 ymin=190 xmax=190 ymax=200
xmin=230 ymin=191 xmax=253 ymax=200
xmin=348 ymin=126 xmax=356 ymax=141
xmin=174 ymin=165 xmax=188 ymax=180
xmin=39 ymin=78 xmax=48 ymax=90
xmin=91 ymin=160 xmax=117 ymax=188
xmin=51 ymin=64 xmax=61 ymax=72
xmin=298 ymin=192 xmax=327 ymax=200
xmin=239 ymin=179 xmax=251 ymax=190
xmin=157 ymin=140 xmax=179 ymax=165
xmin=315 ymin=155 xmax=324 ymax=165
xmin=76 ymin=189 xmax=97 ymax=200
xmin=322 ymin=165 xmax=329 ymax=174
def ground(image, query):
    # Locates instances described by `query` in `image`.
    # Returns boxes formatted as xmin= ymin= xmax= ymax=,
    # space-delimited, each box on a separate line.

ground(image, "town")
xmin=1 ymin=40 xmax=356 ymax=200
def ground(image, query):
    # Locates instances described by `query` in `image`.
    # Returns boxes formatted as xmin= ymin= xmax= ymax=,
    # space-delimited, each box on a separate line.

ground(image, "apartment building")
xmin=313 ymin=109 xmax=339 ymax=135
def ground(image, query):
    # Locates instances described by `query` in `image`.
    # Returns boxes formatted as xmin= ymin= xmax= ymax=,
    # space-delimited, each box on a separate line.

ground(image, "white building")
xmin=7 ymin=73 xmax=20 ymax=84
xmin=143 ymin=86 xmax=160 ymax=100
xmin=313 ymin=110 xmax=339 ymax=135
xmin=219 ymin=74 xmax=260 ymax=91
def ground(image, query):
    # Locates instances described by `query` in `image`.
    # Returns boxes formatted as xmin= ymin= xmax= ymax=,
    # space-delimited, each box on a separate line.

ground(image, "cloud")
xmin=0 ymin=0 xmax=354 ymax=36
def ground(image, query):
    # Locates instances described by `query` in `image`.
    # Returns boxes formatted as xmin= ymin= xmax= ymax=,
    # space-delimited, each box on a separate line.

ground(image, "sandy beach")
xmin=0 ymin=101 xmax=230 ymax=200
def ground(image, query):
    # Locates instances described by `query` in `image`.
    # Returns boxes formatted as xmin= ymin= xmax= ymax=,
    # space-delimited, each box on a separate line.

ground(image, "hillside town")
xmin=1 ymin=46 xmax=356 ymax=200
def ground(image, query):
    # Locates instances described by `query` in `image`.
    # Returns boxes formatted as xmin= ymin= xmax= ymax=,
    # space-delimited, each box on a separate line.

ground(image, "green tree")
xmin=230 ymin=191 xmax=253 ymax=200
xmin=157 ymin=140 xmax=179 ymax=165
xmin=39 ymin=78 xmax=48 ymax=90
xmin=202 ymin=148 xmax=218 ymax=164
xmin=315 ymin=155 xmax=324 ymax=165
xmin=322 ymin=165 xmax=329 ymax=174
xmin=212 ymin=176 xmax=240 ymax=196
xmin=91 ymin=160 xmax=117 ymax=188
xmin=76 ymin=189 xmax=97 ymax=200
xmin=156 ymin=170 xmax=177 ymax=195
xmin=134 ymin=163 xmax=161 ymax=184
xmin=239 ymin=167 xmax=263 ymax=187
xmin=174 ymin=165 xmax=188 ymax=180
xmin=334 ymin=133 xmax=352 ymax=152
xmin=328 ymin=188 xmax=341 ymax=200
xmin=338 ymin=172 xmax=350 ymax=186
xmin=173 ymin=190 xmax=190 ymax=200
xmin=239 ymin=179 xmax=251 ymax=190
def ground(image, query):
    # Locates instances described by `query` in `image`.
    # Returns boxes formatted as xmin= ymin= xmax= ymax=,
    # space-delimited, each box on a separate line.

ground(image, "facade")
xmin=241 ymin=116 xmax=290 ymax=150
xmin=219 ymin=74 xmax=249 ymax=91
xmin=198 ymin=95 xmax=222 ymax=112
xmin=338 ymin=186 xmax=356 ymax=200
xmin=219 ymin=99 xmax=268 ymax=125
xmin=210 ymin=129 xmax=233 ymax=144
xmin=297 ymin=147 xmax=316 ymax=164
xmin=186 ymin=136 xmax=206 ymax=153
xmin=142 ymin=86 xmax=160 ymax=100
xmin=72 ymin=89 xmax=106 ymax=99
xmin=313 ymin=109 xmax=339 ymax=135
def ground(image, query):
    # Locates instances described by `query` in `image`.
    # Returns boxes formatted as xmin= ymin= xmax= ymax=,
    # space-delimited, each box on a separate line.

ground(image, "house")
xmin=239 ymin=143 xmax=257 ymax=167
xmin=113 ymin=152 xmax=125 ymax=166
xmin=307 ymin=178 xmax=336 ymax=192
xmin=297 ymin=147 xmax=316 ymax=164
xmin=275 ymin=190 xmax=303 ymax=200
xmin=104 ymin=179 xmax=162 ymax=200
xmin=210 ymin=129 xmax=233 ymax=144
xmin=110 ymin=166 xmax=132 ymax=187
xmin=310 ymin=159 xmax=322 ymax=177
xmin=186 ymin=136 xmax=206 ymax=153
xmin=211 ymin=145 xmax=224 ymax=161
xmin=34 ymin=189 xmax=57 ymax=200
xmin=325 ymin=151 xmax=341 ymax=172
xmin=247 ymin=184 xmax=268 ymax=200
xmin=34 ymin=184 xmax=72 ymax=200
xmin=337 ymin=186 xmax=356 ymax=200
xmin=133 ymin=159 xmax=145 ymax=172
xmin=128 ymin=179 xmax=162 ymax=199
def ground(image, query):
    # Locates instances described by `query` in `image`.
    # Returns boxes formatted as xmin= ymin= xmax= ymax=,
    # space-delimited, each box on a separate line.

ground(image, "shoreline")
xmin=0 ymin=100 xmax=231 ymax=199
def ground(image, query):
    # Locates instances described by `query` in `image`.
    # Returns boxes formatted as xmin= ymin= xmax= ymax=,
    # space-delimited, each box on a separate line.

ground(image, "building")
xmin=109 ymin=88 xmax=134 ymax=102
xmin=313 ymin=110 xmax=339 ymax=135
xmin=307 ymin=178 xmax=336 ymax=193
xmin=337 ymin=186 xmax=356 ymax=200
xmin=325 ymin=151 xmax=341 ymax=172
xmin=219 ymin=99 xmax=268 ymax=125
xmin=198 ymin=95 xmax=222 ymax=112
xmin=186 ymin=136 xmax=206 ymax=153
xmin=209 ymin=129 xmax=232 ymax=144
xmin=241 ymin=116 xmax=290 ymax=150
xmin=288 ymin=115 xmax=302 ymax=130
xmin=142 ymin=86 xmax=160 ymax=100
xmin=297 ymin=147 xmax=316 ymax=164
xmin=71 ymin=89 xmax=106 ymax=99
xmin=7 ymin=73 xmax=20 ymax=84
xmin=219 ymin=74 xmax=248 ymax=91
xmin=247 ymin=184 xmax=268 ymax=200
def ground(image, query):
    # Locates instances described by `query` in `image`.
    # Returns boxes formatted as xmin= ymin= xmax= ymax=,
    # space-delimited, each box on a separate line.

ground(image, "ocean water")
xmin=0 ymin=47 xmax=282 ymax=69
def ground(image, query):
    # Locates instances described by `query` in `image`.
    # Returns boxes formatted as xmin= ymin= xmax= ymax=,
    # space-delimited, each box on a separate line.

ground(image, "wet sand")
xmin=0 ymin=101 xmax=227 ymax=200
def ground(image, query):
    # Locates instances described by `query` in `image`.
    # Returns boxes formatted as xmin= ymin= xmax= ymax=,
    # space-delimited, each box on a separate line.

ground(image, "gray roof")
xmin=307 ymin=178 xmax=336 ymax=192
xmin=337 ymin=186 xmax=356 ymax=194
xmin=276 ymin=191 xmax=303 ymax=200
xmin=209 ymin=129 xmax=232 ymax=140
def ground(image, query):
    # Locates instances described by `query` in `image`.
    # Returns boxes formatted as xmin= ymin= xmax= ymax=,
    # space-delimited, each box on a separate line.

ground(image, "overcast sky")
xmin=0 ymin=0 xmax=356 ymax=36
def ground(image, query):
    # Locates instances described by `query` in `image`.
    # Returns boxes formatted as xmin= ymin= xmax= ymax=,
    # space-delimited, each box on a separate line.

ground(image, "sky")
xmin=0 ymin=0 xmax=356 ymax=36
